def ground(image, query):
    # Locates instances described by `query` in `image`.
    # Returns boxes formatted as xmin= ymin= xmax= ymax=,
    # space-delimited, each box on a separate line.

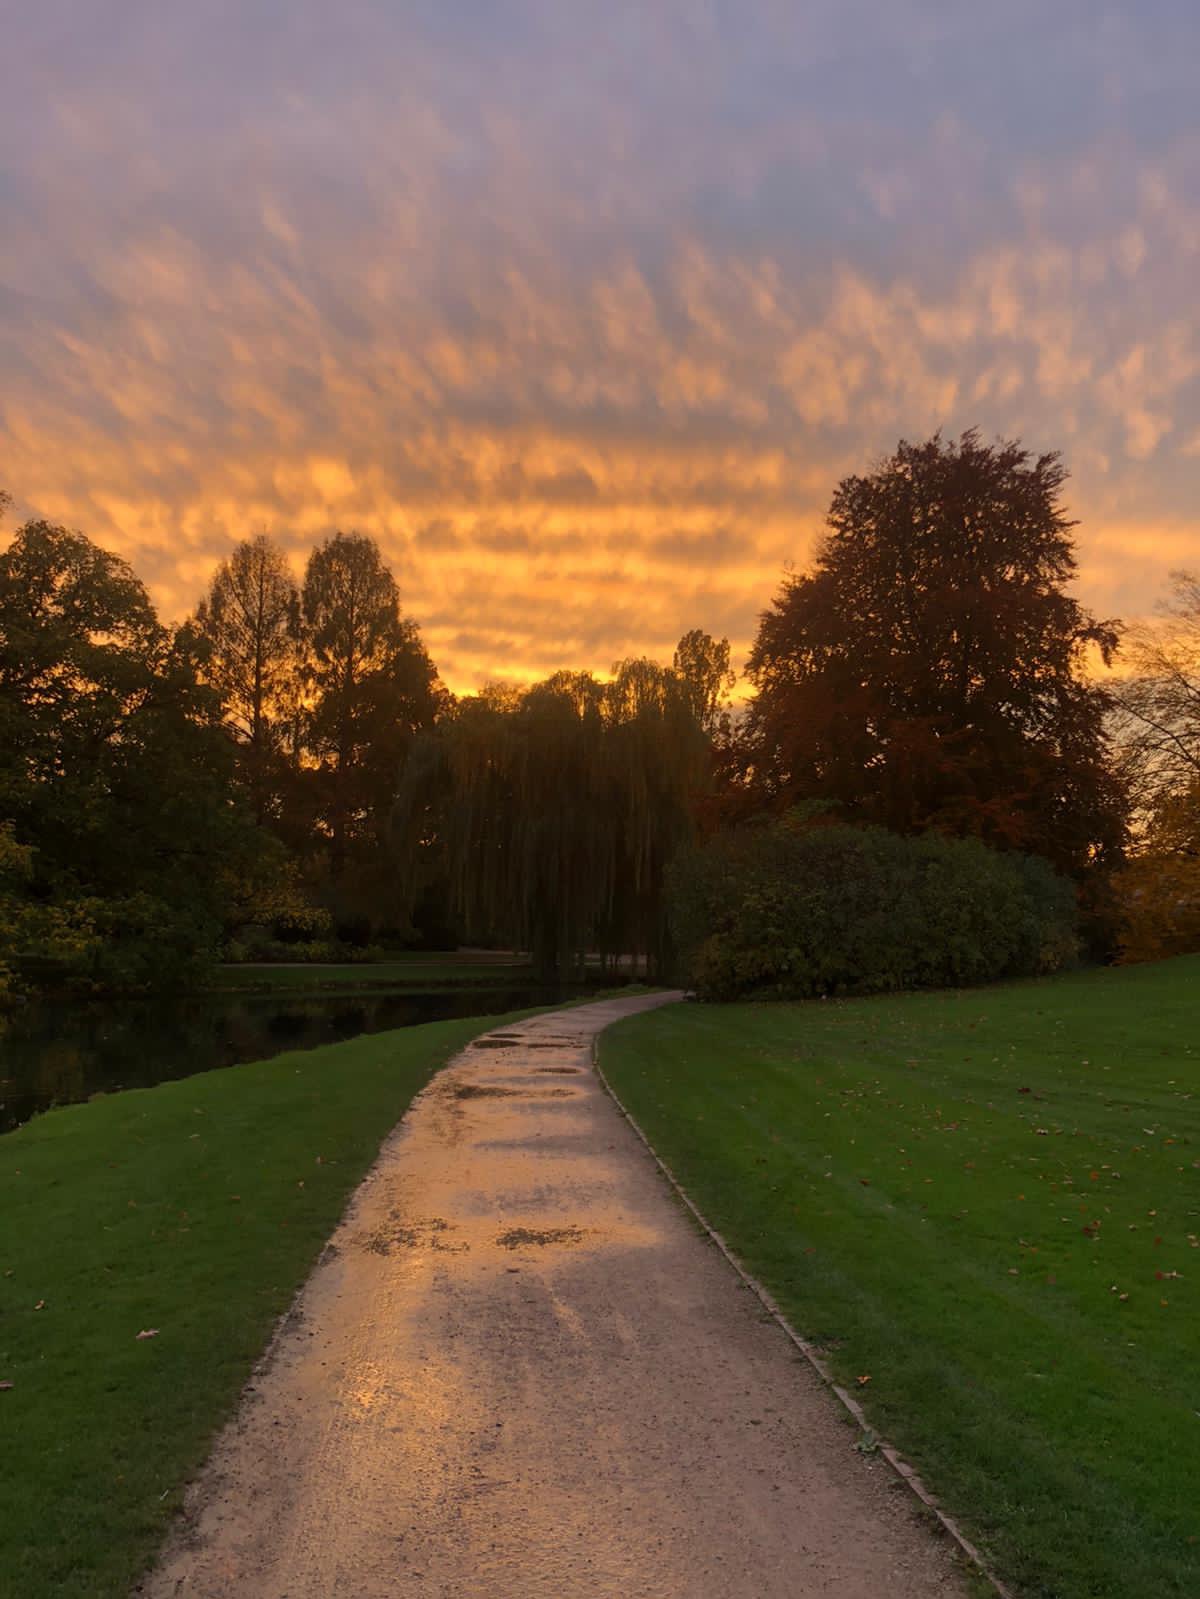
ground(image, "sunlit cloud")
xmin=3 ymin=1 xmax=1200 ymax=689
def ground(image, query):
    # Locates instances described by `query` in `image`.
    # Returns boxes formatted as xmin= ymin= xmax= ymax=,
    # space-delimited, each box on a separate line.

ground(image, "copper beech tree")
xmin=741 ymin=431 xmax=1128 ymax=881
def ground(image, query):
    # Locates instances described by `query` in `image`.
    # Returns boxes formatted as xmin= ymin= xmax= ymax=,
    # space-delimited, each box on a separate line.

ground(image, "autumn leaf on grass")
xmin=857 ymin=1374 xmax=871 ymax=1385
xmin=135 ymin=1328 xmax=160 ymax=1340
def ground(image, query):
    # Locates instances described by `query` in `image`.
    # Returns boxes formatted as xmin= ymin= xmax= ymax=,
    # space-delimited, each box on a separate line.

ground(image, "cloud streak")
xmin=4 ymin=1 xmax=1200 ymax=686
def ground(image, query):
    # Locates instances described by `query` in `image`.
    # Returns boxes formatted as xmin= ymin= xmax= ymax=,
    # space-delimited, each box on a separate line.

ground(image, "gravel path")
xmin=145 ymin=993 xmax=968 ymax=1597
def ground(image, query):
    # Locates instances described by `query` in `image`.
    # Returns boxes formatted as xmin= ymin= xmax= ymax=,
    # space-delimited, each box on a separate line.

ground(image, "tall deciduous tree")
xmin=193 ymin=534 xmax=300 ymax=822
xmin=743 ymin=431 xmax=1127 ymax=878
xmin=673 ymin=628 xmax=735 ymax=734
xmin=301 ymin=532 xmax=441 ymax=879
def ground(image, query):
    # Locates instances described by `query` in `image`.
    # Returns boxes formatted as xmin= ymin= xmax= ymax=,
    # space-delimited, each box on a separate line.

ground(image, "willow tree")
xmin=396 ymin=647 xmax=713 ymax=980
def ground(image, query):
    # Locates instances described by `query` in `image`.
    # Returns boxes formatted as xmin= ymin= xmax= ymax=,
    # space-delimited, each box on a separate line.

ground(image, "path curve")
xmin=145 ymin=993 xmax=967 ymax=1597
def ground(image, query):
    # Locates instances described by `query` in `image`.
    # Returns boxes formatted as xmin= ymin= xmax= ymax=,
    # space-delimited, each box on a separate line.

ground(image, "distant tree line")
xmin=0 ymin=490 xmax=731 ymax=991
xmin=2 ymin=428 xmax=1197 ymax=1000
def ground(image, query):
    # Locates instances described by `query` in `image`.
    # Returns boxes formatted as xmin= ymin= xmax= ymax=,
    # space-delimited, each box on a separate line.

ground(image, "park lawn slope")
xmin=600 ymin=957 xmax=1200 ymax=1599
xmin=0 ymin=1010 xmax=533 ymax=1599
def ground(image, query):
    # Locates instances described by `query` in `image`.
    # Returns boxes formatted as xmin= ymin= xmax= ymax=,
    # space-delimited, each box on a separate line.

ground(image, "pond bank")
xmin=0 ymin=981 xmax=598 ymax=1131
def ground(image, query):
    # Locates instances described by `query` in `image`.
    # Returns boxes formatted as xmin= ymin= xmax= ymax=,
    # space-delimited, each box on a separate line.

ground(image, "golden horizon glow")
xmin=4 ymin=4 xmax=1199 ymax=692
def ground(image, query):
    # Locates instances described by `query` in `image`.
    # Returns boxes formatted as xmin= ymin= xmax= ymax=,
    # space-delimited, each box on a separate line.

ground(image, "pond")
xmin=0 ymin=983 xmax=594 ymax=1132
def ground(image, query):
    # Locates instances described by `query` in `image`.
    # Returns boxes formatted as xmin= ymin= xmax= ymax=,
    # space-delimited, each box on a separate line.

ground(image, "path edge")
xmin=591 ymin=1027 xmax=1016 ymax=1599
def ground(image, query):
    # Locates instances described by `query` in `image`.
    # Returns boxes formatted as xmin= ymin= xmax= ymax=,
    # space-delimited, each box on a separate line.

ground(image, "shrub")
xmin=669 ymin=820 xmax=1078 ymax=1001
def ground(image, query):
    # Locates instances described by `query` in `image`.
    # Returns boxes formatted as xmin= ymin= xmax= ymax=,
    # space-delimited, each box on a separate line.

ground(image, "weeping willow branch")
xmin=393 ymin=660 xmax=711 ymax=980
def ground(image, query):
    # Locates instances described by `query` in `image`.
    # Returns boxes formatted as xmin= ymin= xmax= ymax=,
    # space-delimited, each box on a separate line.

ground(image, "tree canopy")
xmin=302 ymin=532 xmax=442 ymax=883
xmin=742 ymin=431 xmax=1127 ymax=879
xmin=193 ymin=534 xmax=301 ymax=822
xmin=395 ymin=650 xmax=716 ymax=979
xmin=0 ymin=519 xmax=256 ymax=987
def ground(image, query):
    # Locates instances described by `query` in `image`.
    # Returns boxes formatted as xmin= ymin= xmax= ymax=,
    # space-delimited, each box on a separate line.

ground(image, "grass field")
xmin=0 ymin=1008 xmax=537 ymax=1598
xmin=600 ymin=956 xmax=1200 ymax=1599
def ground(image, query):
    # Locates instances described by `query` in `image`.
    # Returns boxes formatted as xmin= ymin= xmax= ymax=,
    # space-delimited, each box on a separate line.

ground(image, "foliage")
xmin=0 ymin=825 xmax=99 ymax=1003
xmin=670 ymin=819 xmax=1078 ymax=1000
xmin=192 ymin=534 xmax=302 ymax=823
xmin=1112 ymin=570 xmax=1200 ymax=803
xmin=0 ymin=518 xmax=263 ymax=991
xmin=396 ymin=649 xmax=714 ymax=979
xmin=1114 ymin=780 xmax=1200 ymax=962
xmin=740 ymin=431 xmax=1127 ymax=882
xmin=601 ymin=957 xmax=1200 ymax=1599
xmin=301 ymin=531 xmax=443 ymax=877
xmin=672 ymin=626 xmax=736 ymax=734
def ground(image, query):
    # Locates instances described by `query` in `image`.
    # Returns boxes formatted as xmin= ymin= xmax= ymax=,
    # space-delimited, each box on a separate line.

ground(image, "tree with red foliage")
xmin=742 ymin=431 xmax=1127 ymax=879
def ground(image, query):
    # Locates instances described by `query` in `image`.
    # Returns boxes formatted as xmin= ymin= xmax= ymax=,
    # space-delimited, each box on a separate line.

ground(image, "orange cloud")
xmin=3 ymin=4 xmax=1200 ymax=689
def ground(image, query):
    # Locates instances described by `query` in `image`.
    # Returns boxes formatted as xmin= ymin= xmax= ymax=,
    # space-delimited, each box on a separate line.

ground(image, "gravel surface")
xmin=144 ymin=992 xmax=968 ymax=1597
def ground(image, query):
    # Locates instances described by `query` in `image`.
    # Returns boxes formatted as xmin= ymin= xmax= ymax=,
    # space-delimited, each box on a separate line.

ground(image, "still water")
xmin=0 ymin=984 xmax=591 ymax=1132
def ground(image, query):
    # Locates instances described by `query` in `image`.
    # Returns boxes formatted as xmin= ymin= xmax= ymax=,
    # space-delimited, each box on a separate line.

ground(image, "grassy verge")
xmin=600 ymin=957 xmax=1200 ymax=1599
xmin=0 ymin=1007 xmax=540 ymax=1598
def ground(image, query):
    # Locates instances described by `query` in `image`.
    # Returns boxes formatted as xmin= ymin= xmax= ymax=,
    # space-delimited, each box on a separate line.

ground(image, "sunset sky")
xmin=4 ymin=1 xmax=1200 ymax=690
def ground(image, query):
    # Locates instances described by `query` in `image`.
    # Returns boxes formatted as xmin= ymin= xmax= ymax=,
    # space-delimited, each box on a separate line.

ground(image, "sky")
xmin=3 ymin=1 xmax=1200 ymax=691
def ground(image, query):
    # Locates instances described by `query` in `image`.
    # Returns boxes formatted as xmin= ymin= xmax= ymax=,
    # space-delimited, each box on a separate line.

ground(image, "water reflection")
xmin=0 ymin=985 xmax=590 ymax=1132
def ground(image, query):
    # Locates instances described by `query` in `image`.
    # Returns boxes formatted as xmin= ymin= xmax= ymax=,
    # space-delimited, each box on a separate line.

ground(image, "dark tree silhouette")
xmin=301 ymin=532 xmax=441 ymax=880
xmin=672 ymin=628 xmax=735 ymax=734
xmin=743 ymin=431 xmax=1127 ymax=878
xmin=193 ymin=534 xmax=301 ymax=823
xmin=395 ymin=652 xmax=710 ymax=980
xmin=0 ymin=519 xmax=256 ymax=984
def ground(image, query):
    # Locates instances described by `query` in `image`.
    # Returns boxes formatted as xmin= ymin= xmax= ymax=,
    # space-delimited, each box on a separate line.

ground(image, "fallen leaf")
xmin=34 ymin=1300 xmax=44 ymax=1311
xmin=135 ymin=1329 xmax=160 ymax=1341
xmin=857 ymin=1374 xmax=871 ymax=1385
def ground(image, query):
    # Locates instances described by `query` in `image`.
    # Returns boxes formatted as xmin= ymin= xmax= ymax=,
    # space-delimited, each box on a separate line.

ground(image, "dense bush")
xmin=669 ymin=821 xmax=1079 ymax=1000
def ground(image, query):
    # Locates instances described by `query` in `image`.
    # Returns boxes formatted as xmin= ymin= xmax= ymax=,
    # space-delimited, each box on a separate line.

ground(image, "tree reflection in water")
xmin=0 ymin=985 xmax=588 ymax=1132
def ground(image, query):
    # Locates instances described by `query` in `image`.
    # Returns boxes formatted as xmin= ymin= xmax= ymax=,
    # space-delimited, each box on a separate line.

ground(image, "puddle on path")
xmin=496 ymin=1225 xmax=588 ymax=1249
xmin=357 ymin=1214 xmax=468 ymax=1256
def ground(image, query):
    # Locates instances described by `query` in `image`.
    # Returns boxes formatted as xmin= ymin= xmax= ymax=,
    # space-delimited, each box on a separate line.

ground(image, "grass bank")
xmin=600 ymin=957 xmax=1200 ymax=1599
xmin=0 ymin=1008 xmax=537 ymax=1598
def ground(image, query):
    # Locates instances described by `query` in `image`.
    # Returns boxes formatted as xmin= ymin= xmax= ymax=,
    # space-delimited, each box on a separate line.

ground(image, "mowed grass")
xmin=600 ymin=957 xmax=1200 ymax=1599
xmin=0 ymin=1009 xmax=535 ymax=1599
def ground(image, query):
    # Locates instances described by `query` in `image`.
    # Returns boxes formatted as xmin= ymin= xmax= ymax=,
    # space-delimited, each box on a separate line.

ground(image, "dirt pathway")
xmin=146 ymin=993 xmax=968 ymax=1598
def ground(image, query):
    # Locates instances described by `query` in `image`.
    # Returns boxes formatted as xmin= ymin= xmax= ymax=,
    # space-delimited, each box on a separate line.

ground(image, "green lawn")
xmin=0 ymin=1009 xmax=536 ymax=1598
xmin=600 ymin=957 xmax=1200 ymax=1599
